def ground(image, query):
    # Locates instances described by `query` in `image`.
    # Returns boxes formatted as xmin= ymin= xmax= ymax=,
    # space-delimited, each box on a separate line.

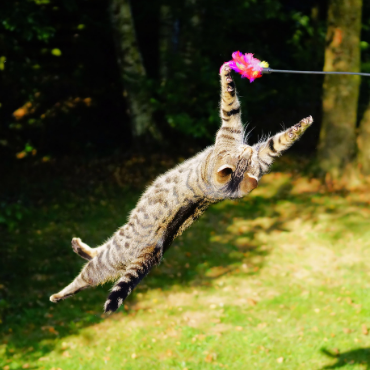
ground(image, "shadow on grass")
xmin=0 ymin=170 xmax=368 ymax=364
xmin=321 ymin=347 xmax=370 ymax=369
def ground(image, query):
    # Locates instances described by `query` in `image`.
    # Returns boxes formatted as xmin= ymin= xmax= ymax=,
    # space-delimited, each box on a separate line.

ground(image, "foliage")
xmin=0 ymin=0 xmax=128 ymax=161
xmin=1 ymin=0 xmax=370 ymax=160
xmin=0 ymin=202 xmax=28 ymax=232
xmin=144 ymin=0 xmax=328 ymax=143
xmin=0 ymin=0 xmax=331 ymax=160
xmin=1 ymin=0 xmax=55 ymax=41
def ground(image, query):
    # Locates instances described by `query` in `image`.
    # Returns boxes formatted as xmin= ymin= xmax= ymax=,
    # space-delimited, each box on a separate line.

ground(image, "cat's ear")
xmin=216 ymin=163 xmax=235 ymax=184
xmin=240 ymin=175 xmax=258 ymax=195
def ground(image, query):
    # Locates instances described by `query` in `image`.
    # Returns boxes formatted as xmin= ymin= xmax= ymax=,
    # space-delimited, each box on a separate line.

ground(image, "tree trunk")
xmin=358 ymin=100 xmax=370 ymax=175
xmin=317 ymin=0 xmax=362 ymax=178
xmin=110 ymin=0 xmax=161 ymax=143
xmin=183 ymin=0 xmax=201 ymax=66
xmin=158 ymin=0 xmax=199 ymax=79
xmin=159 ymin=4 xmax=173 ymax=81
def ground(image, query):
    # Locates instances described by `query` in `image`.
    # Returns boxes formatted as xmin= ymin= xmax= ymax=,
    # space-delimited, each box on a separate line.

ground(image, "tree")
xmin=110 ymin=0 xmax=162 ymax=144
xmin=317 ymin=0 xmax=362 ymax=178
xmin=357 ymin=100 xmax=370 ymax=175
xmin=356 ymin=1 xmax=370 ymax=177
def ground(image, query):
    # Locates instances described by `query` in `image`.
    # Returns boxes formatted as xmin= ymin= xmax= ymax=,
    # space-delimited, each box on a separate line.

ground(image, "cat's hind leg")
xmin=72 ymin=237 xmax=104 ymax=261
xmin=50 ymin=274 xmax=90 ymax=302
xmin=104 ymin=244 xmax=162 ymax=314
xmin=50 ymin=243 xmax=124 ymax=303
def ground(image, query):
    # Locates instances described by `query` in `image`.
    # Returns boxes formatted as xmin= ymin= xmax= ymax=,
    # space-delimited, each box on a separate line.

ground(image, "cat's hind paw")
xmin=72 ymin=237 xmax=93 ymax=261
xmin=50 ymin=293 xmax=65 ymax=303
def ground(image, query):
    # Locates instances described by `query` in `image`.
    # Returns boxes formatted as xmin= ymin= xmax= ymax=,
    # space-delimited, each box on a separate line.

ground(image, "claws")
xmin=223 ymin=65 xmax=230 ymax=73
xmin=287 ymin=116 xmax=313 ymax=140
xmin=300 ymin=115 xmax=313 ymax=126
xmin=220 ymin=63 xmax=231 ymax=76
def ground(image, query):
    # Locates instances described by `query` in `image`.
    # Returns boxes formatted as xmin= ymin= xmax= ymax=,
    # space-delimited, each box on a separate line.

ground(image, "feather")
xmin=223 ymin=51 xmax=269 ymax=83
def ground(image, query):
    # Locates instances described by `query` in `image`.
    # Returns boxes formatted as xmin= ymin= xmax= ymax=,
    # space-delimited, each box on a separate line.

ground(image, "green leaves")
xmin=34 ymin=0 xmax=50 ymax=4
xmin=1 ymin=2 xmax=55 ymax=42
xmin=0 ymin=202 xmax=28 ymax=231
xmin=51 ymin=48 xmax=62 ymax=56
xmin=0 ymin=56 xmax=5 ymax=70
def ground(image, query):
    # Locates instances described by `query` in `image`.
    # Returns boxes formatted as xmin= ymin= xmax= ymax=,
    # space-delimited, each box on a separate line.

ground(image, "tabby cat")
xmin=50 ymin=63 xmax=313 ymax=313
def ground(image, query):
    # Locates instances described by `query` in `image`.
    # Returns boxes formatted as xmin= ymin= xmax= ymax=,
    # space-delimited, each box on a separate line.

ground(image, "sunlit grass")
xmin=1 ymin=164 xmax=370 ymax=369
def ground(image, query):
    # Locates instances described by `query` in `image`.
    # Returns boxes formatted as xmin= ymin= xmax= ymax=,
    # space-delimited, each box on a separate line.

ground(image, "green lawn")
xmin=1 ymin=159 xmax=370 ymax=369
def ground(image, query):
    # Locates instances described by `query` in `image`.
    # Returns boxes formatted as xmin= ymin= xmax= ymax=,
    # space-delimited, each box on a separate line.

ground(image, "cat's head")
xmin=213 ymin=145 xmax=261 ymax=198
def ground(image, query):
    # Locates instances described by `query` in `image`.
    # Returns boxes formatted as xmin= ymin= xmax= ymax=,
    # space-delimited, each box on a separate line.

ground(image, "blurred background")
xmin=0 ymin=0 xmax=369 ymax=167
xmin=1 ymin=1 xmax=370 ymax=369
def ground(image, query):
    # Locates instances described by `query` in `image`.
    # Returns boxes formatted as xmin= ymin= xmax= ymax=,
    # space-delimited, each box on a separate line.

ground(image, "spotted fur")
xmin=50 ymin=64 xmax=313 ymax=313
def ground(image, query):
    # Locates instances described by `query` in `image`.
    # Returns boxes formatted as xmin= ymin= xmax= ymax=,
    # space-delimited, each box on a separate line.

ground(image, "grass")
xmin=1 ymin=157 xmax=370 ymax=369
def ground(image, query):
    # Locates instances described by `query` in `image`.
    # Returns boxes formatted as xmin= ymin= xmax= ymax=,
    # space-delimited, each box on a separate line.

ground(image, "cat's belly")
xmin=161 ymin=198 xmax=214 ymax=253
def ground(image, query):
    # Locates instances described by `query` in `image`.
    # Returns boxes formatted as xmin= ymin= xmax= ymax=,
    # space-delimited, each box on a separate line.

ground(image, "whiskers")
xmin=242 ymin=123 xmax=255 ymax=144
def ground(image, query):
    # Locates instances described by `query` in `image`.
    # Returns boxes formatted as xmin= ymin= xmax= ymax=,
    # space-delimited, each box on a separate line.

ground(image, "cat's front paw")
xmin=220 ymin=62 xmax=231 ymax=76
xmin=288 ymin=116 xmax=313 ymax=139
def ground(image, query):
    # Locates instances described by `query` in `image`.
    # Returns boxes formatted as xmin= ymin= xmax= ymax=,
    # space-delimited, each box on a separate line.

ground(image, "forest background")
xmin=1 ymin=0 xmax=370 ymax=174
xmin=2 ymin=0 xmax=370 ymax=369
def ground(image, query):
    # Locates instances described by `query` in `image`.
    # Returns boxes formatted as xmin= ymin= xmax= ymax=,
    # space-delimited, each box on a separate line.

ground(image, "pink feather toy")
xmin=223 ymin=51 xmax=370 ymax=82
xmin=222 ymin=51 xmax=269 ymax=82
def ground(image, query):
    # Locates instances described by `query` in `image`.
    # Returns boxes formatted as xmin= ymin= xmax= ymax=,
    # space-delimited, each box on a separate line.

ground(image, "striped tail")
xmin=104 ymin=244 xmax=162 ymax=313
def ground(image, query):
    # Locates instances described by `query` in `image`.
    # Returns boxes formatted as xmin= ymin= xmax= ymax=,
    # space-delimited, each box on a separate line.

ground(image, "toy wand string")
xmin=223 ymin=51 xmax=370 ymax=82
xmin=262 ymin=68 xmax=370 ymax=77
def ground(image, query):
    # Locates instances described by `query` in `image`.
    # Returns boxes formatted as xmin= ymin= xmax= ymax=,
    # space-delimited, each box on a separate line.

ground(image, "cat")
xmin=50 ymin=63 xmax=313 ymax=313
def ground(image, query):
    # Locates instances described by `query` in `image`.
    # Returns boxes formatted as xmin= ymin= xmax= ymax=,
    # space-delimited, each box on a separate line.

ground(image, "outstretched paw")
xmin=220 ymin=62 xmax=231 ymax=76
xmin=220 ymin=63 xmax=236 ymax=99
xmin=288 ymin=116 xmax=313 ymax=139
xmin=300 ymin=115 xmax=313 ymax=127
